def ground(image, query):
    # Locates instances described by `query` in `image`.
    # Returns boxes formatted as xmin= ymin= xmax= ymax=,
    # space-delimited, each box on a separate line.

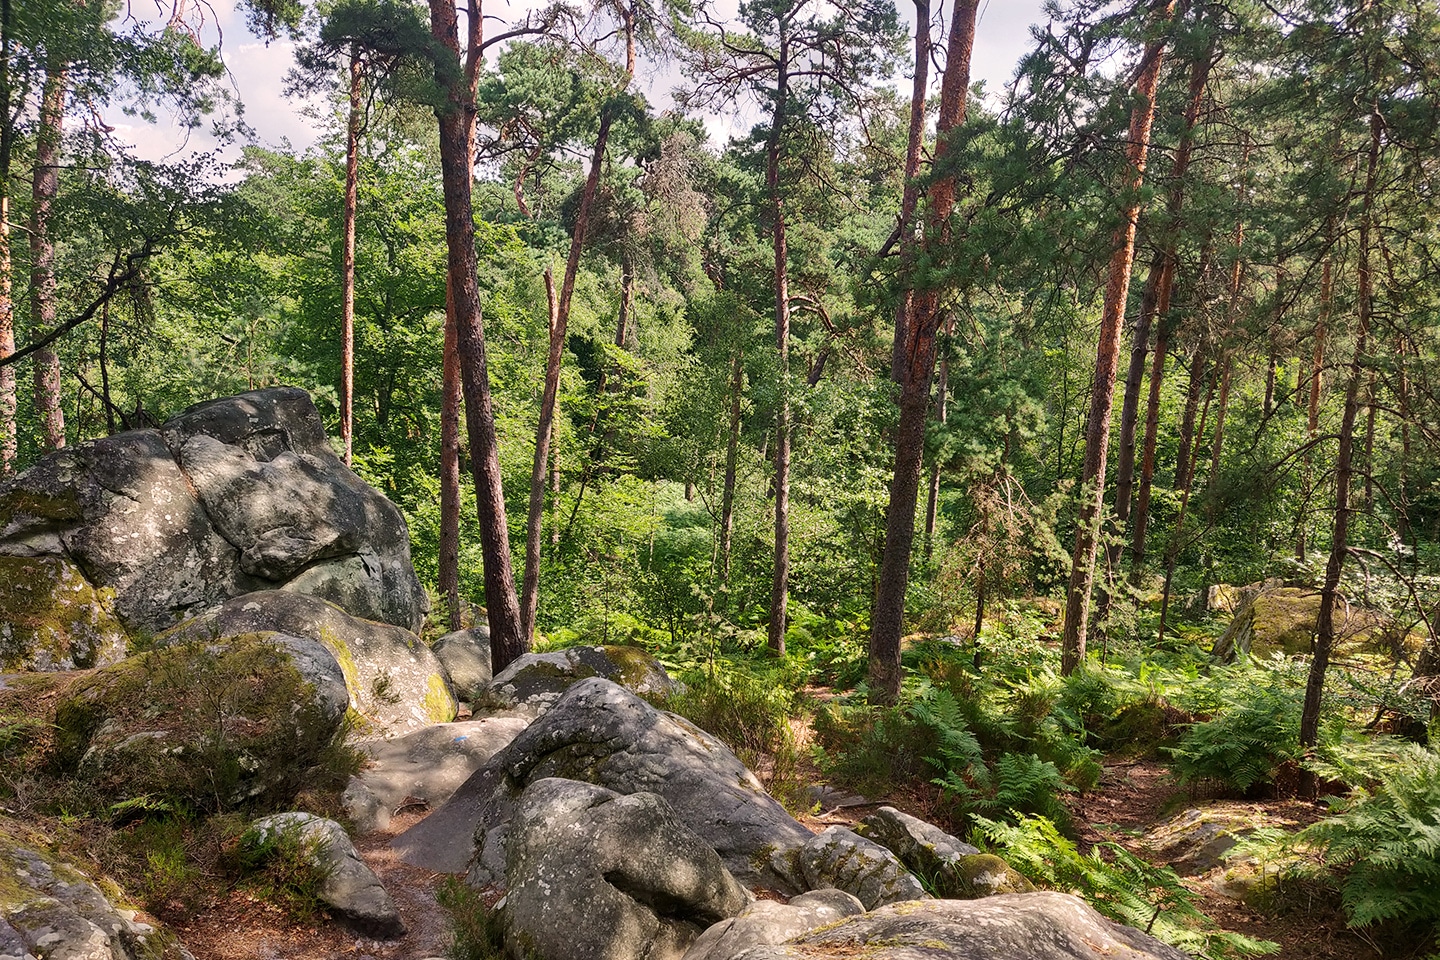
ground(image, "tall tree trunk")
xmin=719 ymin=350 xmax=744 ymax=590
xmin=428 ymin=0 xmax=525 ymax=672
xmin=340 ymin=45 xmax=362 ymax=467
xmin=1128 ymin=280 xmax=1172 ymax=584
xmin=0 ymin=0 xmax=14 ymax=475
xmin=868 ymin=0 xmax=979 ymax=704
xmin=1300 ymin=107 xmax=1382 ymax=783
xmin=890 ymin=0 xmax=930 ymax=384
xmin=31 ymin=64 xmax=66 ymax=451
xmin=1298 ymin=254 xmax=1331 ymax=560
xmin=766 ymin=29 xmax=793 ymax=659
xmin=1061 ymin=4 xmax=1174 ymax=676
xmin=615 ymin=255 xmax=635 ymax=349
xmin=439 ymin=277 xmax=463 ymax=632
xmin=1099 ymin=39 xmax=1211 ymax=617
xmin=521 ymin=114 xmax=613 ymax=643
xmin=1173 ymin=339 xmax=1208 ymax=498
xmin=923 ymin=312 xmax=952 ymax=556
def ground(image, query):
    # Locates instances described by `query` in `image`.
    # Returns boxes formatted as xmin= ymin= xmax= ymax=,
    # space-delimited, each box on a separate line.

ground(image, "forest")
xmin=3 ymin=0 xmax=1440 ymax=956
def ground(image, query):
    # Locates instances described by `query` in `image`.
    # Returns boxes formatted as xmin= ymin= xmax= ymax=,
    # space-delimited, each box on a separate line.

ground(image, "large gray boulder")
xmin=433 ymin=626 xmax=493 ymax=700
xmin=0 ymin=831 xmax=193 ymax=960
xmin=392 ymin=678 xmax=812 ymax=889
xmin=482 ymin=645 xmax=680 ymax=717
xmin=726 ymin=892 xmax=1193 ymax=960
xmin=46 ymin=633 xmax=348 ymax=811
xmin=792 ymin=827 xmax=928 ymax=909
xmin=343 ymin=714 xmax=531 ymax=833
xmin=246 ymin=813 xmax=404 ymax=939
xmin=854 ymin=806 xmax=1028 ymax=900
xmin=503 ymin=778 xmax=749 ymax=960
xmin=683 ymin=890 xmax=865 ymax=960
xmin=0 ymin=387 xmax=427 ymax=637
xmin=165 ymin=591 xmax=455 ymax=735
xmin=0 ymin=555 xmax=128 ymax=671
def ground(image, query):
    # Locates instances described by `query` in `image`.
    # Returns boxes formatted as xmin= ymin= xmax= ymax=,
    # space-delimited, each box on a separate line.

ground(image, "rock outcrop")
xmin=482 ymin=645 xmax=680 ymax=717
xmin=722 ymin=892 xmax=1192 ymax=960
xmin=392 ymin=678 xmax=812 ymax=888
xmin=245 ymin=813 xmax=405 ymax=939
xmin=0 ymin=555 xmax=127 ymax=671
xmin=792 ymin=827 xmax=928 ymax=909
xmin=164 ymin=590 xmax=455 ymax=735
xmin=502 ymin=778 xmax=749 ymax=960
xmin=682 ymin=890 xmax=865 ymax=960
xmin=0 ymin=833 xmax=193 ymax=960
xmin=0 ymin=387 xmax=427 ymax=640
xmin=432 ymin=626 xmax=493 ymax=700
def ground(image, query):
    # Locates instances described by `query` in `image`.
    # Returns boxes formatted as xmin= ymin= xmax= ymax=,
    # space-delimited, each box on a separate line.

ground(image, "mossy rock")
xmin=944 ymin=853 xmax=1035 ymax=897
xmin=483 ymin=645 xmax=680 ymax=717
xmin=0 ymin=555 xmax=128 ymax=671
xmin=1213 ymin=585 xmax=1388 ymax=661
xmin=47 ymin=634 xmax=350 ymax=813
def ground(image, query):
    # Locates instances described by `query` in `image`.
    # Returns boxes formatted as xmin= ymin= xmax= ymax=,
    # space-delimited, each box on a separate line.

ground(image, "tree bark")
xmin=439 ymin=276 xmax=463 ymax=632
xmin=1300 ymin=107 xmax=1383 ymax=780
xmin=766 ymin=27 xmax=794 ymax=659
xmin=868 ymin=0 xmax=979 ymax=703
xmin=429 ymin=0 xmax=526 ymax=672
xmin=0 ymin=0 xmax=14 ymax=475
xmin=719 ymin=350 xmax=744 ymax=590
xmin=1061 ymin=4 xmax=1174 ymax=676
xmin=890 ymin=0 xmax=930 ymax=384
xmin=1127 ymin=258 xmax=1174 ymax=583
xmin=1298 ymin=252 xmax=1331 ymax=559
xmin=340 ymin=45 xmax=362 ymax=467
xmin=521 ymin=114 xmax=613 ymax=643
xmin=923 ymin=312 xmax=952 ymax=556
xmin=31 ymin=64 xmax=66 ymax=451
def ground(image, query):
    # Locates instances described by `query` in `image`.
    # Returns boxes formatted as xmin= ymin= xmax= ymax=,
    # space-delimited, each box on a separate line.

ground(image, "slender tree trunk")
xmin=428 ymin=0 xmax=525 ymax=672
xmin=1061 ymin=4 xmax=1174 ymax=676
xmin=890 ymin=0 xmax=930 ymax=384
xmin=521 ymin=116 xmax=613 ymax=642
xmin=1300 ymin=107 xmax=1382 ymax=781
xmin=1099 ymin=40 xmax=1211 ymax=616
xmin=720 ymin=350 xmax=744 ymax=590
xmin=869 ymin=0 xmax=979 ymax=704
xmin=923 ymin=312 xmax=952 ymax=556
xmin=1298 ymin=253 xmax=1332 ymax=560
xmin=766 ymin=30 xmax=794 ymax=659
xmin=0 ymin=0 xmax=14 ymax=475
xmin=439 ymin=277 xmax=463 ymax=632
xmin=1363 ymin=374 xmax=1376 ymax=516
xmin=340 ymin=45 xmax=362 ymax=467
xmin=1128 ymin=259 xmax=1175 ymax=583
xmin=1174 ymin=340 xmax=1208 ymax=497
xmin=31 ymin=64 xmax=66 ymax=451
xmin=615 ymin=255 xmax=635 ymax=349
xmin=1264 ymin=350 xmax=1277 ymax=417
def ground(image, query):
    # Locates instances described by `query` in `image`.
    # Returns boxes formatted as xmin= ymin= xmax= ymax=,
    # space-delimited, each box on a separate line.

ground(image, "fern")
xmin=975 ymin=814 xmax=1277 ymax=960
xmin=1299 ymin=744 xmax=1440 ymax=935
xmin=1168 ymin=684 xmax=1301 ymax=793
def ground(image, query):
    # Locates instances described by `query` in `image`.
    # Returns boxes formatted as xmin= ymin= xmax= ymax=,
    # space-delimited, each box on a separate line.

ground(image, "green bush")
xmin=438 ymin=877 xmax=507 ymax=960
xmin=1168 ymin=684 xmax=1301 ymax=794
xmin=1297 ymin=744 xmax=1440 ymax=939
xmin=231 ymin=820 xmax=334 ymax=924
xmin=975 ymin=813 xmax=1277 ymax=959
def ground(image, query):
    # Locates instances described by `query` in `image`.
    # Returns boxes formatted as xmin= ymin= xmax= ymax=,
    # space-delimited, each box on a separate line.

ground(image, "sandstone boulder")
xmin=433 ymin=626 xmax=492 ymax=700
xmin=0 ymin=831 xmax=193 ymax=960
xmin=42 ymin=634 xmax=348 ymax=812
xmin=392 ymin=678 xmax=812 ymax=889
xmin=482 ymin=645 xmax=679 ymax=717
xmin=0 ymin=555 xmax=127 ymax=671
xmin=683 ymin=890 xmax=865 ymax=960
xmin=503 ymin=778 xmax=749 ymax=960
xmin=344 ymin=714 xmax=530 ymax=833
xmin=0 ymin=387 xmax=426 ymax=637
xmin=245 ymin=813 xmax=404 ymax=939
xmin=726 ymin=892 xmax=1192 ymax=960
xmin=166 ymin=591 xmax=455 ymax=735
xmin=792 ymin=826 xmax=927 ymax=909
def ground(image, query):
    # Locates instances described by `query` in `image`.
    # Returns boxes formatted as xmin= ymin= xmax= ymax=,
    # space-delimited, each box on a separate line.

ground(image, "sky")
xmin=111 ymin=0 xmax=1052 ymax=165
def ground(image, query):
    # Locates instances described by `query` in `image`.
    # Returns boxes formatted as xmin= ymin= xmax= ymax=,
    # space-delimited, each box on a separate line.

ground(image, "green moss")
xmin=423 ymin=672 xmax=457 ymax=723
xmin=317 ymin=626 xmax=360 ymax=695
xmin=945 ymin=854 xmax=1034 ymax=898
xmin=0 ymin=556 xmax=127 ymax=671
xmin=597 ymin=645 xmax=657 ymax=688
xmin=0 ymin=485 xmax=82 ymax=531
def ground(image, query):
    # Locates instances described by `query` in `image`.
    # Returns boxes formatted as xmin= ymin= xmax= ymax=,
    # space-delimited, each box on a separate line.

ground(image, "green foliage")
xmin=437 ymin=877 xmax=508 ymax=960
xmin=1297 ymin=744 xmax=1440 ymax=937
xmin=975 ymin=814 xmax=1278 ymax=960
xmin=232 ymin=821 xmax=334 ymax=925
xmin=1168 ymin=680 xmax=1302 ymax=794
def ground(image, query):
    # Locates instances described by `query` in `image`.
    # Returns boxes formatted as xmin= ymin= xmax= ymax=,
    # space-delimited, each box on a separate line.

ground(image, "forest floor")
xmin=170 ymin=721 xmax=1374 ymax=960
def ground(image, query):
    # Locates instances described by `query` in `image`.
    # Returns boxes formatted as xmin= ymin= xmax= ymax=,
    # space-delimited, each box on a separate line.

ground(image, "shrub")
xmin=975 ymin=813 xmax=1277 ymax=959
xmin=231 ymin=820 xmax=334 ymax=924
xmin=1297 ymin=744 xmax=1440 ymax=939
xmin=1168 ymin=684 xmax=1301 ymax=794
